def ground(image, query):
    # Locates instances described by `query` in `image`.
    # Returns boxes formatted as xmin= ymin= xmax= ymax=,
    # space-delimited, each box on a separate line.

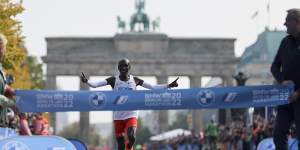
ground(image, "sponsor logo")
xmin=223 ymin=92 xmax=237 ymax=102
xmin=145 ymin=92 xmax=182 ymax=106
xmin=196 ymin=90 xmax=215 ymax=105
xmin=114 ymin=96 xmax=129 ymax=105
xmin=89 ymin=92 xmax=106 ymax=109
xmin=252 ymin=88 xmax=290 ymax=103
xmin=2 ymin=141 xmax=30 ymax=150
xmin=116 ymin=86 xmax=134 ymax=91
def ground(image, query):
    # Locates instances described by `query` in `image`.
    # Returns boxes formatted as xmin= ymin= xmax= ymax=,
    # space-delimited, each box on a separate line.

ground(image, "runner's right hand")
xmin=80 ymin=72 xmax=88 ymax=83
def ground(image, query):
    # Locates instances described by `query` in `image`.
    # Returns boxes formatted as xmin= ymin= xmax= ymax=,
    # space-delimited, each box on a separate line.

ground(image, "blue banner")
xmin=257 ymin=138 xmax=275 ymax=150
xmin=290 ymin=138 xmax=299 ymax=150
xmin=0 ymin=136 xmax=76 ymax=150
xmin=16 ymin=85 xmax=293 ymax=112
xmin=68 ymin=139 xmax=88 ymax=150
xmin=257 ymin=138 xmax=298 ymax=150
xmin=0 ymin=127 xmax=18 ymax=140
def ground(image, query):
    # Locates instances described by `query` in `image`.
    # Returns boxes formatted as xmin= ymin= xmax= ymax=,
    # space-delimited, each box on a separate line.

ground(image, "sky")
xmin=18 ymin=0 xmax=300 ymax=58
xmin=16 ymin=0 xmax=300 ymax=123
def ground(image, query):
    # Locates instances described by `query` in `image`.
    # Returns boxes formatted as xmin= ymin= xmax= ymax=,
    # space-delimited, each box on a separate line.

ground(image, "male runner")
xmin=81 ymin=58 xmax=179 ymax=150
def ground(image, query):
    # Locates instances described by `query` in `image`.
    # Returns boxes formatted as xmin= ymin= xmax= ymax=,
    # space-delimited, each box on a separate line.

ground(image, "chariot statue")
xmin=130 ymin=0 xmax=150 ymax=32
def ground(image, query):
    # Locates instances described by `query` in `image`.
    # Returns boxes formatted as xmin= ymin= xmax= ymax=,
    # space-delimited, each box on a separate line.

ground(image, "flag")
xmin=251 ymin=11 xmax=258 ymax=19
xmin=267 ymin=0 xmax=270 ymax=13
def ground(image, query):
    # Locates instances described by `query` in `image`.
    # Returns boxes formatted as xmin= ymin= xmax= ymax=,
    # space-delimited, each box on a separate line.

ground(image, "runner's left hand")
xmin=168 ymin=77 xmax=179 ymax=88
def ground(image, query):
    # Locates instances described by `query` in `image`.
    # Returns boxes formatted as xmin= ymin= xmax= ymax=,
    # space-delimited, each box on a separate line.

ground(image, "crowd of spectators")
xmin=146 ymin=114 xmax=297 ymax=150
xmin=8 ymin=112 xmax=50 ymax=136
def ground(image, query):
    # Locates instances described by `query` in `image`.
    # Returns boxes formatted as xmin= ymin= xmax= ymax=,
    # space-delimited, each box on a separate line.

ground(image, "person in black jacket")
xmin=271 ymin=8 xmax=300 ymax=150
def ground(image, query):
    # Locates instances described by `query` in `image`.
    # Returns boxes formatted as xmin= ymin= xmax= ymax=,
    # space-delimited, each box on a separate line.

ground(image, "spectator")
xmin=206 ymin=119 xmax=218 ymax=150
xmin=0 ymin=33 xmax=15 ymax=127
xmin=19 ymin=113 xmax=32 ymax=135
xmin=32 ymin=112 xmax=49 ymax=135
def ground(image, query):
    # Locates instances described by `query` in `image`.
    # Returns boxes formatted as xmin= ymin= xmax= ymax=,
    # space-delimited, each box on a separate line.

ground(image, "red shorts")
xmin=114 ymin=117 xmax=138 ymax=137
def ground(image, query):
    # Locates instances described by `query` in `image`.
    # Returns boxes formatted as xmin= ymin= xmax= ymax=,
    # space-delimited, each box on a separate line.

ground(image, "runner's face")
xmin=118 ymin=61 xmax=130 ymax=75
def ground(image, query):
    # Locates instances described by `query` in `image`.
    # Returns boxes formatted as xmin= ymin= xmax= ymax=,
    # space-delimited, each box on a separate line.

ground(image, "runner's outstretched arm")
xmin=80 ymin=72 xmax=108 ymax=88
xmin=141 ymin=77 xmax=179 ymax=89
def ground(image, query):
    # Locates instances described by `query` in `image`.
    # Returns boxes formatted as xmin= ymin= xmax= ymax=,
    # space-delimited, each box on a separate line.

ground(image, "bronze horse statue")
xmin=130 ymin=0 xmax=150 ymax=32
xmin=117 ymin=16 xmax=126 ymax=33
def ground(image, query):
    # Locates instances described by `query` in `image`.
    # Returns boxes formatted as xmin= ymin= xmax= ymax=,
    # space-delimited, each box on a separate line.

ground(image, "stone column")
xmin=222 ymin=76 xmax=233 ymax=124
xmin=157 ymin=75 xmax=169 ymax=133
xmin=190 ymin=76 xmax=203 ymax=132
xmin=79 ymin=81 xmax=90 ymax=143
xmin=46 ymin=75 xmax=57 ymax=134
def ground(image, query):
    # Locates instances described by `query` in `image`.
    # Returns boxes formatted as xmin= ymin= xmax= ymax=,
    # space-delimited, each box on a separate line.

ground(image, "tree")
xmin=26 ymin=56 xmax=45 ymax=89
xmin=0 ymin=0 xmax=32 ymax=89
xmin=169 ymin=111 xmax=189 ymax=130
xmin=135 ymin=118 xmax=152 ymax=145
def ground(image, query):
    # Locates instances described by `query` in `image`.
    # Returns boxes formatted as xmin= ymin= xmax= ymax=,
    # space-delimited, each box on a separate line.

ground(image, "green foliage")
xmin=135 ymin=118 xmax=152 ymax=145
xmin=26 ymin=56 xmax=45 ymax=89
xmin=169 ymin=111 xmax=189 ymax=130
xmin=0 ymin=0 xmax=45 ymax=90
xmin=0 ymin=0 xmax=26 ymax=69
xmin=0 ymin=0 xmax=32 ymax=89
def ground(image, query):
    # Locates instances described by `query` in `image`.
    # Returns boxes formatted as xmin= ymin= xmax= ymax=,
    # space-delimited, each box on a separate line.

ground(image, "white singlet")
xmin=113 ymin=75 xmax=138 ymax=120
